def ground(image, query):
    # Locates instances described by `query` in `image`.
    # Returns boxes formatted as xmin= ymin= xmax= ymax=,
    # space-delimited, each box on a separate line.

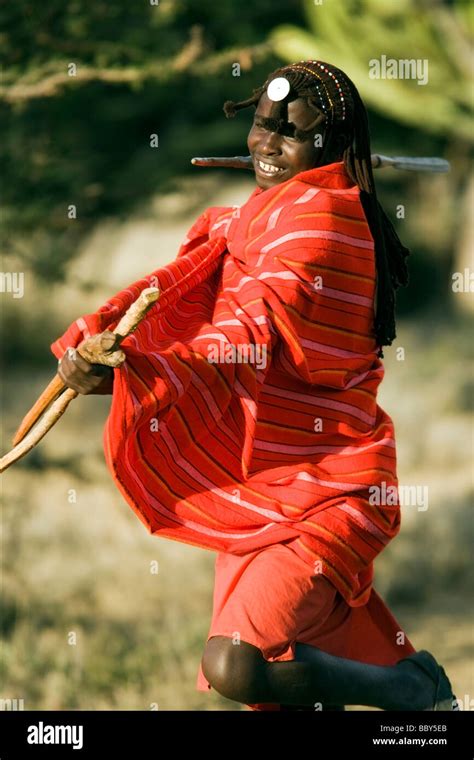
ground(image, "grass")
xmin=1 ymin=307 xmax=472 ymax=710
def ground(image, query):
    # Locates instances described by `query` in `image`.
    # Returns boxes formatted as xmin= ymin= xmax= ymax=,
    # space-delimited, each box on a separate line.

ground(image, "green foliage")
xmin=1 ymin=0 xmax=305 ymax=279
xmin=1 ymin=0 xmax=471 ymax=300
xmin=270 ymin=0 xmax=473 ymax=140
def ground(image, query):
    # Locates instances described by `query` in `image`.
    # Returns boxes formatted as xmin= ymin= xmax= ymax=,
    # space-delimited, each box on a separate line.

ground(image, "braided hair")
xmin=223 ymin=60 xmax=410 ymax=353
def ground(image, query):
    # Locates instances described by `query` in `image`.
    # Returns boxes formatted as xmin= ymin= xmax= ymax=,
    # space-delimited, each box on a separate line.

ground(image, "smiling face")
xmin=247 ymin=91 xmax=330 ymax=190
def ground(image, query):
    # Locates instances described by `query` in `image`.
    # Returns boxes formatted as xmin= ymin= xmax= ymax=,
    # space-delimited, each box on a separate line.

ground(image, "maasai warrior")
xmin=55 ymin=60 xmax=457 ymax=711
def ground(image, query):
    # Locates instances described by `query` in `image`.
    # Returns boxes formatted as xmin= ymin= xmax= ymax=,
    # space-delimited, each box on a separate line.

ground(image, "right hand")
xmin=58 ymin=347 xmax=114 ymax=395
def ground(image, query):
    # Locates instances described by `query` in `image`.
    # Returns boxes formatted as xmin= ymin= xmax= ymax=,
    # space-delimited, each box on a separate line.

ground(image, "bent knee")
xmin=201 ymin=635 xmax=267 ymax=703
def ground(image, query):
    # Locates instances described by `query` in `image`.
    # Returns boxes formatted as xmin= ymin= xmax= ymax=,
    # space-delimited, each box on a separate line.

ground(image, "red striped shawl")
xmin=51 ymin=161 xmax=402 ymax=607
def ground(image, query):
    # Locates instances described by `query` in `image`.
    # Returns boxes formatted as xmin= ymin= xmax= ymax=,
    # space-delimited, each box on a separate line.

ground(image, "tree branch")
xmin=0 ymin=41 xmax=271 ymax=103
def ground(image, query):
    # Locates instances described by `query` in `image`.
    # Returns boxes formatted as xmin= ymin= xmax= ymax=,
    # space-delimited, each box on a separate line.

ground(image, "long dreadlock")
xmin=223 ymin=60 xmax=410 ymax=353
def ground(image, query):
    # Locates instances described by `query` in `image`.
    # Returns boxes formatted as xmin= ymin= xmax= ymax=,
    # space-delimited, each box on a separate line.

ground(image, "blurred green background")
xmin=1 ymin=0 xmax=473 ymax=710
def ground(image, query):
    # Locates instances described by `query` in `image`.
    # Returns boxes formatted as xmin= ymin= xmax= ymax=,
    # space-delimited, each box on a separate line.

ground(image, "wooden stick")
xmin=11 ymin=335 xmax=126 ymax=447
xmin=2 ymin=287 xmax=160 ymax=473
xmin=191 ymin=154 xmax=450 ymax=173
xmin=12 ymin=374 xmax=65 ymax=446
xmin=371 ymin=154 xmax=450 ymax=172
xmin=1 ymin=388 xmax=78 ymax=471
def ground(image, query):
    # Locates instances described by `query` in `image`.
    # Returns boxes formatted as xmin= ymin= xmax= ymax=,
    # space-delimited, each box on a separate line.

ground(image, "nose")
xmin=258 ymin=130 xmax=282 ymax=156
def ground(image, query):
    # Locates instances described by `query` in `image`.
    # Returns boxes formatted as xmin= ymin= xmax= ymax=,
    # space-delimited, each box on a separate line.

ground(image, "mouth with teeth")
xmin=254 ymin=158 xmax=287 ymax=178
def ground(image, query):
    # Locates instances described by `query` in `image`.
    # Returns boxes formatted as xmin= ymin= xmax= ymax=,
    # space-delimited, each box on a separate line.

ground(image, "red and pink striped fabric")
xmin=51 ymin=161 xmax=401 ymax=607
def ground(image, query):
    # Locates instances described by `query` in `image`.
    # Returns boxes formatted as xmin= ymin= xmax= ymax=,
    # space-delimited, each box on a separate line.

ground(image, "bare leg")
xmin=280 ymin=702 xmax=345 ymax=711
xmin=201 ymin=637 xmax=435 ymax=710
xmin=266 ymin=642 xmax=431 ymax=710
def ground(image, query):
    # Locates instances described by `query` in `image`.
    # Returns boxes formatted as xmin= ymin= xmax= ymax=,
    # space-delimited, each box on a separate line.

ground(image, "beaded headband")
xmin=223 ymin=59 xmax=352 ymax=142
xmin=272 ymin=60 xmax=348 ymax=124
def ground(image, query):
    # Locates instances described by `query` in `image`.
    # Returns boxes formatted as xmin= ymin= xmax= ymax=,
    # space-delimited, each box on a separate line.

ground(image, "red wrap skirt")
xmin=196 ymin=542 xmax=416 ymax=710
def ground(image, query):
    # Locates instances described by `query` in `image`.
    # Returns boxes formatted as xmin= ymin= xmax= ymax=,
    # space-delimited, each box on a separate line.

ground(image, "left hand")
xmin=58 ymin=347 xmax=114 ymax=395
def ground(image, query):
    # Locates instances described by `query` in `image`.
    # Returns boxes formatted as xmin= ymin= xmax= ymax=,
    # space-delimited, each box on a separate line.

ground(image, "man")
xmin=56 ymin=60 xmax=456 ymax=711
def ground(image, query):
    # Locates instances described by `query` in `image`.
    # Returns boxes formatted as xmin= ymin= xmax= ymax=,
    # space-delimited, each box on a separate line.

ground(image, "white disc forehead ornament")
xmin=266 ymin=76 xmax=290 ymax=102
